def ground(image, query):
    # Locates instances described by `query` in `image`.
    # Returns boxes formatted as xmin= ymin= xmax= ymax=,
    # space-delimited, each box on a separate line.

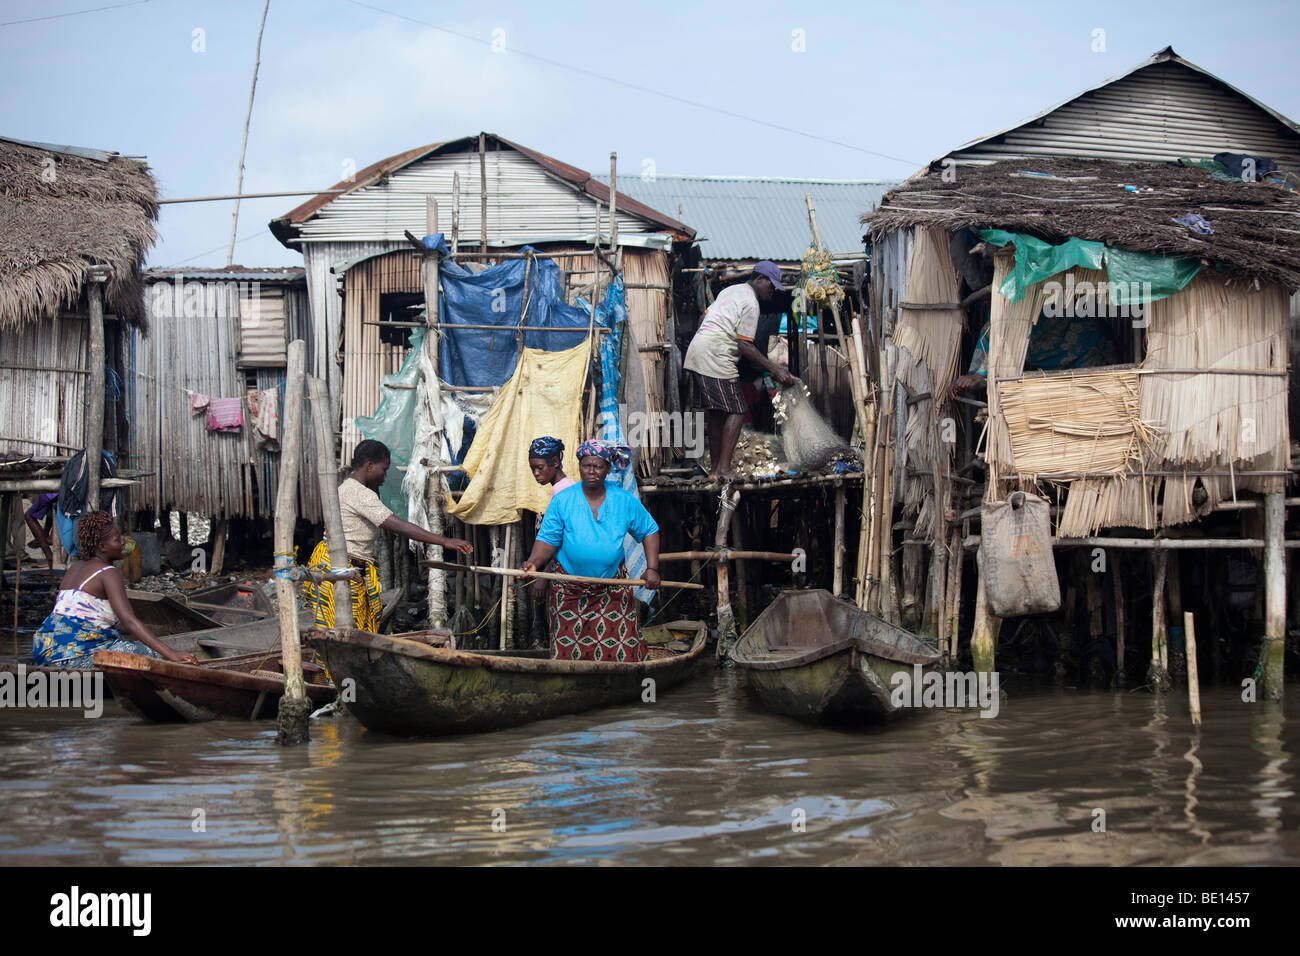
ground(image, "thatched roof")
xmin=0 ymin=137 xmax=159 ymax=331
xmin=863 ymin=158 xmax=1300 ymax=290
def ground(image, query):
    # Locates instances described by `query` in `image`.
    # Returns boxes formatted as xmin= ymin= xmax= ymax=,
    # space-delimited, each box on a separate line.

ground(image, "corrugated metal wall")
xmin=127 ymin=280 xmax=318 ymax=522
xmin=297 ymin=149 xmax=658 ymax=244
xmin=235 ymin=284 xmax=288 ymax=367
xmin=0 ymin=315 xmax=89 ymax=459
xmin=953 ymin=61 xmax=1300 ymax=169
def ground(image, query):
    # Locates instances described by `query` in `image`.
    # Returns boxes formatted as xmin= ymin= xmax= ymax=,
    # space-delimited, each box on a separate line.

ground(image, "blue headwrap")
xmin=529 ymin=436 xmax=564 ymax=462
xmin=575 ymin=438 xmax=631 ymax=470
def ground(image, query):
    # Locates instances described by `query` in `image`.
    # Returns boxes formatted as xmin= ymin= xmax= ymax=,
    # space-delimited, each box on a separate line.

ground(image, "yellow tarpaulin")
xmin=446 ymin=342 xmax=587 ymax=525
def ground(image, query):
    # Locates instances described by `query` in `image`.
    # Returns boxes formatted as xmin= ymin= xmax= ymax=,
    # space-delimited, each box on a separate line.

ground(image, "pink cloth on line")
xmin=206 ymin=397 xmax=244 ymax=432
xmin=190 ymin=392 xmax=211 ymax=414
xmin=253 ymin=386 xmax=279 ymax=449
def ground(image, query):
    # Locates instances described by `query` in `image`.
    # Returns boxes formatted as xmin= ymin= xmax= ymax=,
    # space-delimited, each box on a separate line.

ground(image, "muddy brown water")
xmin=0 ymin=668 xmax=1296 ymax=865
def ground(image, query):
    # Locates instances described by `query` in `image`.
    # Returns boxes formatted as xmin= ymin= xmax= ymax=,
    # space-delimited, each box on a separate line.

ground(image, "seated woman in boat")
xmin=32 ymin=511 xmax=192 ymax=668
xmin=304 ymin=439 xmax=472 ymax=633
xmin=520 ymin=439 xmax=660 ymax=663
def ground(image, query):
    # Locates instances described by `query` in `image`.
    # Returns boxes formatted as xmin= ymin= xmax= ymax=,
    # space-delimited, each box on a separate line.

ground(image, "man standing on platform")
xmin=684 ymin=261 xmax=794 ymax=477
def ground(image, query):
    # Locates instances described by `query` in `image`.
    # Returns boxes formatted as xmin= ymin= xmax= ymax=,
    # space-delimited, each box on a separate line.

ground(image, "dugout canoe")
xmin=730 ymin=589 xmax=941 ymax=725
xmin=306 ymin=619 xmax=709 ymax=737
xmin=184 ymin=581 xmax=273 ymax=626
xmin=0 ymin=618 xmax=287 ymax=690
xmin=93 ymin=647 xmax=335 ymax=722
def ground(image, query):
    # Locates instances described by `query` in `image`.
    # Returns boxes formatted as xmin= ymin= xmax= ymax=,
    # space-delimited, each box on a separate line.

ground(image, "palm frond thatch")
xmin=0 ymin=138 xmax=158 ymax=331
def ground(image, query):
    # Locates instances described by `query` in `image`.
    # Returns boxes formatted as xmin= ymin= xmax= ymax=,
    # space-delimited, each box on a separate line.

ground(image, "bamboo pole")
xmin=307 ymin=375 xmax=354 ymax=632
xmin=1149 ymin=549 xmax=1170 ymax=692
xmin=499 ymin=523 xmax=514 ymax=649
xmin=608 ymin=152 xmax=617 ymax=254
xmin=422 ymin=197 xmax=448 ymax=628
xmin=420 ymin=558 xmax=703 ymax=590
xmin=659 ymin=550 xmax=797 ymax=563
xmin=12 ymin=547 xmax=20 ymax=656
xmin=478 ymin=132 xmax=488 ymax=252
xmin=1184 ymin=611 xmax=1202 ymax=728
xmin=210 ymin=519 xmax=228 ymax=577
xmin=946 ymin=525 xmax=962 ymax=660
xmin=227 ymin=0 xmax=270 ymax=265
xmin=1261 ymin=491 xmax=1286 ymax=701
xmin=713 ymin=488 xmax=740 ymax=659
xmin=832 ymin=485 xmax=846 ymax=596
xmin=1113 ymin=552 xmax=1126 ymax=688
xmin=275 ymin=340 xmax=310 ymax=745
xmin=451 ymin=170 xmax=460 ymax=255
xmin=85 ymin=271 xmax=108 ymax=512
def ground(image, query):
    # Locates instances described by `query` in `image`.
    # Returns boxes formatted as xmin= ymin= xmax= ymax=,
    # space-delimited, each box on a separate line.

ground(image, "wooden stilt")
xmin=1149 ymin=549 xmax=1170 ymax=692
xmin=713 ymin=487 xmax=739 ymax=660
xmin=832 ymin=485 xmax=846 ymax=598
xmin=307 ymin=374 xmax=353 ymax=634
xmin=1113 ymin=551 xmax=1126 ymax=688
xmin=970 ymin=562 xmax=999 ymax=676
xmin=946 ymin=525 xmax=963 ymax=660
xmin=275 ymin=341 xmax=310 ymax=745
xmin=1261 ymin=491 xmax=1286 ymax=701
xmin=730 ymin=506 xmax=749 ymax=629
xmin=1167 ymin=551 xmax=1183 ymax=674
xmin=210 ymin=519 xmax=228 ymax=577
xmin=421 ymin=197 xmax=448 ymax=628
xmin=1184 ymin=610 xmax=1202 ymax=728
xmin=1086 ymin=566 xmax=1103 ymax=682
xmin=499 ymin=523 xmax=514 ymax=650
xmin=85 ymin=269 xmax=108 ymax=512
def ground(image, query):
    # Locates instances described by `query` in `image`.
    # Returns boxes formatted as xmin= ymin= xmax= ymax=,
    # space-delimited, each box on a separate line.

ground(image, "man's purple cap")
xmin=753 ymin=260 xmax=785 ymax=292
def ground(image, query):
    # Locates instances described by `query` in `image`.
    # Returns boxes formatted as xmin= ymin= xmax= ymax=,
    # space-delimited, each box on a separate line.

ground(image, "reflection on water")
xmin=0 ymin=669 xmax=1295 ymax=865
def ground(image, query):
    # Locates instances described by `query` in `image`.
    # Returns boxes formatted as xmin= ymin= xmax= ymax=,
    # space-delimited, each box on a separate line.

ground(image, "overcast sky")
xmin=3 ymin=0 xmax=1297 ymax=268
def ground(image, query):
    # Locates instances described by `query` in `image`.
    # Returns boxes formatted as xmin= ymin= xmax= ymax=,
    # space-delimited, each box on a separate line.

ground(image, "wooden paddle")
xmin=419 ymin=559 xmax=704 ymax=591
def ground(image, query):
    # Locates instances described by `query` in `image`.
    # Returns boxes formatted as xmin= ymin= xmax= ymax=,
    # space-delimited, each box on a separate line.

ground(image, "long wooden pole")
xmin=85 ymin=271 xmax=107 ymax=512
xmin=1113 ymin=551 xmax=1126 ymax=688
xmin=307 ymin=375 xmax=354 ymax=632
xmin=227 ymin=0 xmax=270 ymax=265
xmin=422 ymin=197 xmax=448 ymax=628
xmin=1261 ymin=491 xmax=1286 ymax=700
xmin=275 ymin=340 xmax=309 ymax=745
xmin=478 ymin=132 xmax=488 ymax=253
xmin=713 ymin=488 xmax=740 ymax=659
xmin=1184 ymin=610 xmax=1202 ymax=728
xmin=420 ymin=558 xmax=704 ymax=591
xmin=1149 ymin=549 xmax=1169 ymax=692
xmin=832 ymin=485 xmax=846 ymax=596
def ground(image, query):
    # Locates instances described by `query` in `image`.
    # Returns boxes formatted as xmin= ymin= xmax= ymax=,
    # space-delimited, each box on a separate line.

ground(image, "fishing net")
xmin=773 ymin=379 xmax=850 ymax=469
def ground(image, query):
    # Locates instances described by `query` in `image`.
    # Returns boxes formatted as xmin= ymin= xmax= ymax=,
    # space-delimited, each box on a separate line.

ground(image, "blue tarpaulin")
xmin=437 ymin=247 xmax=594 ymax=388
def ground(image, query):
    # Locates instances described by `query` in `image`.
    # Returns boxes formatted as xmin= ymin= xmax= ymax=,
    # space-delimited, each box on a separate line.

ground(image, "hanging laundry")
xmin=252 ymin=386 xmax=279 ymax=449
xmin=189 ymin=392 xmax=211 ymax=414
xmin=206 ymin=397 xmax=244 ymax=433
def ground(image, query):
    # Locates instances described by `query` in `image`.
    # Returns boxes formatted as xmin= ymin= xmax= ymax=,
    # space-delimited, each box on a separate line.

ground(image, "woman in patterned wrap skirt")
xmin=520 ymin=440 xmax=660 ymax=663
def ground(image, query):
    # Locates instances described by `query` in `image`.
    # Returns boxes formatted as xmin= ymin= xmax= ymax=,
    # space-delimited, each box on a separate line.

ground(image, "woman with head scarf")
xmin=521 ymin=439 xmax=660 ymax=662
xmin=32 ymin=511 xmax=193 ymax=668
xmin=527 ymin=436 xmax=576 ymax=501
xmin=303 ymin=439 xmax=472 ymax=633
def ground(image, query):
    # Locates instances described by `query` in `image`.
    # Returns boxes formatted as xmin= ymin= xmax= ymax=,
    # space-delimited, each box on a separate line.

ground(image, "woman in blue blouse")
xmin=521 ymin=440 xmax=660 ymax=662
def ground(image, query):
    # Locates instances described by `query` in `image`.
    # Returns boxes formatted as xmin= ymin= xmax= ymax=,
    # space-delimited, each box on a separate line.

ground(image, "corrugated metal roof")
xmin=0 ymin=135 xmax=118 ymax=163
xmin=945 ymin=47 xmax=1300 ymax=171
xmin=271 ymin=133 xmax=694 ymax=246
xmin=146 ymin=266 xmax=305 ymax=283
xmin=591 ymin=175 xmax=895 ymax=262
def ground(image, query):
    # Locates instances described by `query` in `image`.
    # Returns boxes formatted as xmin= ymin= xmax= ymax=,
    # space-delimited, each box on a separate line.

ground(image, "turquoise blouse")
xmin=536 ymin=483 xmax=658 ymax=579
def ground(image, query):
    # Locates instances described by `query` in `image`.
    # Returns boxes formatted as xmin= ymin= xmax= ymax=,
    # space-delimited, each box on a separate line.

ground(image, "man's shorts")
xmin=692 ymin=372 xmax=747 ymax=414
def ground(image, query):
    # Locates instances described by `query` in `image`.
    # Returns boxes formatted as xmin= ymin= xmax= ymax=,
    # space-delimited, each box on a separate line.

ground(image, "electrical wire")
xmin=343 ymin=0 xmax=921 ymax=169
xmin=0 ymin=0 xmax=152 ymax=28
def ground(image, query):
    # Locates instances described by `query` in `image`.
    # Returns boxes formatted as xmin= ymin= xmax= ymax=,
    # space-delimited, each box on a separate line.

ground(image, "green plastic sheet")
xmin=355 ymin=328 xmax=425 ymax=519
xmin=977 ymin=229 xmax=1201 ymax=305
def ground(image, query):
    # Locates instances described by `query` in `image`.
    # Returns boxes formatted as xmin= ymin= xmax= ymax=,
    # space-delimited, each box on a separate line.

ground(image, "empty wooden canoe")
xmin=307 ymin=620 xmax=708 ymax=737
xmin=731 ymin=589 xmax=941 ymax=725
xmin=93 ymin=648 xmax=335 ymax=722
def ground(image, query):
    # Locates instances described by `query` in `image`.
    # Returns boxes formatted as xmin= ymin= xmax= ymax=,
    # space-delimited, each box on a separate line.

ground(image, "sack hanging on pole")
xmin=978 ymin=492 xmax=1061 ymax=617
